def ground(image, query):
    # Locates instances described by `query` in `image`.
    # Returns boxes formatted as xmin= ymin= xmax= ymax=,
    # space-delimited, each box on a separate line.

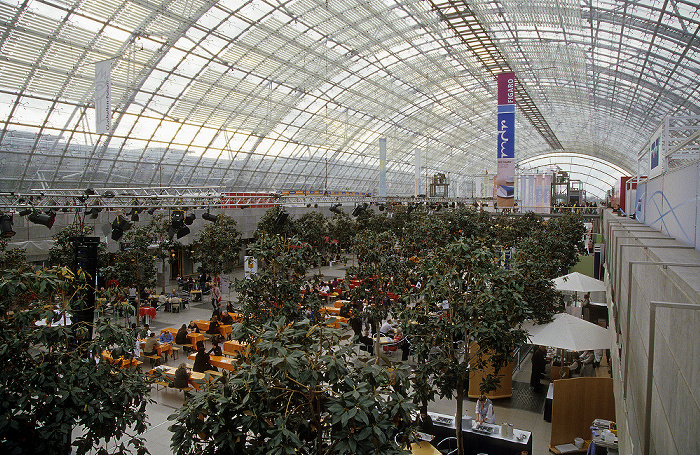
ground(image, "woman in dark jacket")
xmin=193 ymin=346 xmax=214 ymax=373
xmin=171 ymin=363 xmax=191 ymax=388
xmin=175 ymin=324 xmax=189 ymax=345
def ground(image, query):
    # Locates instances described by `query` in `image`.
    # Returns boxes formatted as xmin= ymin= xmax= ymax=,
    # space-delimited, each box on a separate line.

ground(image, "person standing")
xmin=530 ymin=345 xmax=547 ymax=393
xmin=210 ymin=284 xmax=222 ymax=310
xmin=475 ymin=394 xmax=495 ymax=424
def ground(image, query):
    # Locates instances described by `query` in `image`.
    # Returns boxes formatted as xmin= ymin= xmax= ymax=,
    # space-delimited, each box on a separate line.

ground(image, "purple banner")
xmin=497 ymin=72 xmax=516 ymax=208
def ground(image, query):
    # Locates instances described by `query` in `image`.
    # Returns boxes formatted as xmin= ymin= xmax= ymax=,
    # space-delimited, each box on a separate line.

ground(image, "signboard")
xmin=649 ymin=126 xmax=663 ymax=178
xmin=220 ymin=275 xmax=230 ymax=295
xmin=244 ymin=256 xmax=257 ymax=279
xmin=94 ymin=59 xmax=111 ymax=134
xmin=496 ymin=72 xmax=515 ymax=208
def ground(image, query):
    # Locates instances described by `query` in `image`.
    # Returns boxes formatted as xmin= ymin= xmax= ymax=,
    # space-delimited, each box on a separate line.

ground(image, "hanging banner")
xmin=649 ymin=125 xmax=663 ymax=178
xmin=94 ymin=59 xmax=112 ymax=134
xmin=496 ymin=72 xmax=515 ymax=208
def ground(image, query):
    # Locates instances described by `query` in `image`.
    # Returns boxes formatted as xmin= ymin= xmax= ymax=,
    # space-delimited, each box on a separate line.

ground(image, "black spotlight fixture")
xmin=378 ymin=204 xmax=385 ymax=211
xmin=28 ymin=210 xmax=56 ymax=229
xmin=171 ymin=210 xmax=185 ymax=229
xmin=275 ymin=210 xmax=289 ymax=226
xmin=111 ymin=215 xmax=132 ymax=241
xmin=202 ymin=211 xmax=218 ymax=222
xmin=18 ymin=208 xmax=32 ymax=217
xmin=0 ymin=214 xmax=15 ymax=238
xmin=184 ymin=212 xmax=196 ymax=225
xmin=176 ymin=225 xmax=190 ymax=239
xmin=147 ymin=206 xmax=158 ymax=215
xmin=240 ymin=205 xmax=250 ymax=210
xmin=352 ymin=205 xmax=363 ymax=217
xmin=329 ymin=203 xmax=342 ymax=214
xmin=85 ymin=207 xmax=102 ymax=219
xmin=128 ymin=208 xmax=140 ymax=222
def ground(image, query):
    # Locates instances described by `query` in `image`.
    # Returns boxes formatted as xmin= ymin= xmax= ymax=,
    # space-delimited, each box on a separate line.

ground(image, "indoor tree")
xmin=168 ymin=317 xmax=415 ymax=455
xmin=0 ymin=265 xmax=152 ymax=455
xmin=190 ymin=214 xmax=242 ymax=275
xmin=233 ymin=232 xmax=325 ymax=335
xmin=401 ymin=236 xmax=533 ymax=455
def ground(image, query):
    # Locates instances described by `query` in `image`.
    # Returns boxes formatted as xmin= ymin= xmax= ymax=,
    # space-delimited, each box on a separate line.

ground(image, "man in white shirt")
xmin=379 ymin=318 xmax=395 ymax=336
xmin=475 ymin=394 xmax=495 ymax=424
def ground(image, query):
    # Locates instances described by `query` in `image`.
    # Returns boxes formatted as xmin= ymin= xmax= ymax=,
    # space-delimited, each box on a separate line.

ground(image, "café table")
xmin=334 ymin=299 xmax=350 ymax=309
xmin=195 ymin=320 xmax=233 ymax=338
xmin=140 ymin=340 xmax=174 ymax=360
xmin=190 ymin=289 xmax=202 ymax=301
xmin=138 ymin=306 xmax=156 ymax=324
xmin=188 ymin=353 xmax=236 ymax=372
xmin=222 ymin=340 xmax=247 ymax=357
xmin=102 ymin=350 xmax=140 ymax=368
xmin=410 ymin=441 xmax=441 ymax=455
xmin=150 ymin=365 xmax=206 ymax=390
xmin=320 ymin=306 xmax=341 ymax=316
xmin=324 ymin=316 xmax=347 ymax=329
xmin=187 ymin=332 xmax=206 ymax=349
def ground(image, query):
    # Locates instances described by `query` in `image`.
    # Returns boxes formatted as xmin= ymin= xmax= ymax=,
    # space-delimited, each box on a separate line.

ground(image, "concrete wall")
xmin=634 ymin=160 xmax=700 ymax=250
xmin=604 ymin=210 xmax=700 ymax=455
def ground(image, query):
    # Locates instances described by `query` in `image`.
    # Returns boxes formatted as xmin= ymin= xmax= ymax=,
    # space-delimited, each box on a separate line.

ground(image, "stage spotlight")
xmin=240 ymin=205 xmax=250 ymax=210
xmin=111 ymin=215 xmax=132 ymax=240
xmin=130 ymin=210 xmax=140 ymax=222
xmin=171 ymin=210 xmax=185 ymax=229
xmin=103 ymin=190 xmax=115 ymax=198
xmin=18 ymin=208 xmax=32 ymax=217
xmin=329 ymin=203 xmax=342 ymax=214
xmin=0 ymin=214 xmax=15 ymax=238
xmin=202 ymin=211 xmax=218 ymax=222
xmin=28 ymin=210 xmax=56 ymax=229
xmin=184 ymin=213 xmax=196 ymax=225
xmin=176 ymin=226 xmax=190 ymax=239
xmin=352 ymin=205 xmax=363 ymax=217
xmin=275 ymin=211 xmax=289 ymax=226
xmin=148 ymin=207 xmax=158 ymax=215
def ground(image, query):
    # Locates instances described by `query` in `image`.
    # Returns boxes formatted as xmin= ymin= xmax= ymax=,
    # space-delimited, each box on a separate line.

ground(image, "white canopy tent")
xmin=553 ymin=272 xmax=606 ymax=293
xmin=524 ymin=312 xmax=611 ymax=351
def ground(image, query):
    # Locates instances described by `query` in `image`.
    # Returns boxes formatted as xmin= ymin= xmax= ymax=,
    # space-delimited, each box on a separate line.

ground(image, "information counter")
xmin=428 ymin=412 xmax=532 ymax=455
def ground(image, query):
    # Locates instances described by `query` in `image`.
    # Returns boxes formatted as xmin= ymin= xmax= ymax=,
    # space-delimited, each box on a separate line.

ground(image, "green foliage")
xmin=0 ymin=237 xmax=28 ymax=272
xmin=255 ymin=207 xmax=295 ymax=238
xmin=108 ymin=219 xmax=159 ymax=290
xmin=191 ymin=214 xmax=242 ymax=274
xmin=326 ymin=211 xmax=355 ymax=252
xmin=0 ymin=266 xmax=152 ymax=455
xmin=168 ymin=317 xmax=415 ymax=455
xmin=234 ymin=233 xmax=324 ymax=334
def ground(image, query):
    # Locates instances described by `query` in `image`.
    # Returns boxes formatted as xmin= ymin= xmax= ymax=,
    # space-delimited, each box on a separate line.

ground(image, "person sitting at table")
xmin=159 ymin=329 xmax=174 ymax=345
xmin=139 ymin=324 xmax=153 ymax=339
xmin=171 ymin=363 xmax=191 ymax=389
xmin=415 ymin=407 xmax=434 ymax=434
xmin=187 ymin=320 xmax=200 ymax=333
xmin=220 ymin=311 xmax=233 ymax=325
xmin=143 ymin=332 xmax=159 ymax=356
xmin=226 ymin=301 xmax=235 ymax=313
xmin=208 ymin=339 xmax=223 ymax=357
xmin=175 ymin=324 xmax=189 ymax=345
xmin=206 ymin=315 xmax=220 ymax=335
xmin=358 ymin=331 xmax=374 ymax=355
xmin=193 ymin=345 xmax=215 ymax=373
xmin=394 ymin=327 xmax=410 ymax=361
xmin=380 ymin=318 xmax=395 ymax=336
xmin=475 ymin=394 xmax=495 ymax=424
xmin=211 ymin=301 xmax=222 ymax=319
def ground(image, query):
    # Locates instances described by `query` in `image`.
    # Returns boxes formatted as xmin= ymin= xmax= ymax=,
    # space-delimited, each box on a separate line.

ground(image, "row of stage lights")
xmin=0 ymin=198 xmax=460 ymax=240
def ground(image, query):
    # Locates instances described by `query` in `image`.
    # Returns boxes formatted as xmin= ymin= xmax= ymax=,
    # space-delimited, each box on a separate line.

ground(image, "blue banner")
xmin=497 ymin=105 xmax=515 ymax=160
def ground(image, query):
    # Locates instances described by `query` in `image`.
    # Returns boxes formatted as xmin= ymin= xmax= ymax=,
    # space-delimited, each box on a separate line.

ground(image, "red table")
xmin=138 ymin=306 xmax=156 ymax=324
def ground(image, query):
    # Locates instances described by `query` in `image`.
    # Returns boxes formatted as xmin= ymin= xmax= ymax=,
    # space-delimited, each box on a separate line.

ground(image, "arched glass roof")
xmin=0 ymin=0 xmax=697 ymax=199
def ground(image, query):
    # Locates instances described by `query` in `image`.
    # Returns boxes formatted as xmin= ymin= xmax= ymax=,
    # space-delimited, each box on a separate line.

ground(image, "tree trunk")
xmin=456 ymin=378 xmax=464 ymax=455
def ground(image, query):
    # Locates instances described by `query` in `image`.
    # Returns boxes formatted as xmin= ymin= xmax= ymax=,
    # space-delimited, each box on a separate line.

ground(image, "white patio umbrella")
xmin=553 ymin=271 xmax=606 ymax=293
xmin=523 ymin=312 xmax=611 ymax=351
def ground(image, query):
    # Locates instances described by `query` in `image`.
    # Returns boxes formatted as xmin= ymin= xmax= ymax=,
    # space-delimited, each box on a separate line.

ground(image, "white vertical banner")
xmin=379 ymin=138 xmax=386 ymax=197
xmin=220 ymin=275 xmax=230 ymax=295
xmin=415 ymin=149 xmax=421 ymax=197
xmin=94 ymin=59 xmax=112 ymax=134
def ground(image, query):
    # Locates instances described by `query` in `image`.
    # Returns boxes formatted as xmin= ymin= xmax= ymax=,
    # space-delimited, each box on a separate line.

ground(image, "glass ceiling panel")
xmin=0 ymin=0 xmax=697 ymax=195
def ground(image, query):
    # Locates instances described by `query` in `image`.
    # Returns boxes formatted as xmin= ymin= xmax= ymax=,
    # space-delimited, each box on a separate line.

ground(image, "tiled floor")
xmin=101 ymin=264 xmax=610 ymax=454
